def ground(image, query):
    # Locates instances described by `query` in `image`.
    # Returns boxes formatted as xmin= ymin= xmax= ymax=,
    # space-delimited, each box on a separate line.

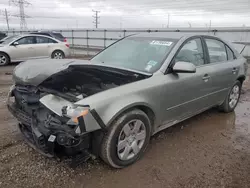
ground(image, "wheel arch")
xmin=237 ymin=75 xmax=246 ymax=85
xmin=106 ymin=103 xmax=156 ymax=133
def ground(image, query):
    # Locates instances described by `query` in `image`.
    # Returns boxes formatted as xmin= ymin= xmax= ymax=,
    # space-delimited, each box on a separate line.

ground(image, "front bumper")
xmin=8 ymin=102 xmax=53 ymax=157
xmin=7 ymin=87 xmax=94 ymax=158
xmin=8 ymin=102 xmax=91 ymax=157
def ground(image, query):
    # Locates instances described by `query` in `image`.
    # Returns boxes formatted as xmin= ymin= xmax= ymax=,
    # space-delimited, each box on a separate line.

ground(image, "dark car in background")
xmin=0 ymin=32 xmax=7 ymax=40
xmin=30 ymin=31 xmax=67 ymax=42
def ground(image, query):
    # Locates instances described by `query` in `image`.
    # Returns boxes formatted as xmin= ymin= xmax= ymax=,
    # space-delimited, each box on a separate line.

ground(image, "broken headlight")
xmin=62 ymin=105 xmax=89 ymax=125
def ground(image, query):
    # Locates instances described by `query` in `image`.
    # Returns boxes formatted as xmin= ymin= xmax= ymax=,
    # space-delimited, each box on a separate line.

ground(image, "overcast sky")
xmin=0 ymin=0 xmax=250 ymax=30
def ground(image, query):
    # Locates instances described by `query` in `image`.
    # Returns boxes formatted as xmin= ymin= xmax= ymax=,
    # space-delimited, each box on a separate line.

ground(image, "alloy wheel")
xmin=229 ymin=85 xmax=240 ymax=109
xmin=53 ymin=52 xmax=63 ymax=59
xmin=117 ymin=119 xmax=146 ymax=161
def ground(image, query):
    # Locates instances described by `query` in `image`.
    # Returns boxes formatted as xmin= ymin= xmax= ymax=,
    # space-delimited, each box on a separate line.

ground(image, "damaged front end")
xmin=7 ymin=59 xmax=150 ymax=164
xmin=7 ymin=85 xmax=98 ymax=159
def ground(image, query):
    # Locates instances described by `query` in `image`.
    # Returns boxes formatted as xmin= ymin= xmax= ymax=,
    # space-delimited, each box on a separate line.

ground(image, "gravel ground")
xmin=0 ymin=64 xmax=250 ymax=188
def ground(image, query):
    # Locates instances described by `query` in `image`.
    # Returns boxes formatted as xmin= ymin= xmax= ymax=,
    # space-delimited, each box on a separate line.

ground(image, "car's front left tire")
xmin=100 ymin=109 xmax=152 ymax=168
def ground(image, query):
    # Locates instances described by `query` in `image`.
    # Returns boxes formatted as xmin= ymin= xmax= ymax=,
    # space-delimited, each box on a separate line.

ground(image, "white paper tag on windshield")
xmin=150 ymin=40 xmax=173 ymax=46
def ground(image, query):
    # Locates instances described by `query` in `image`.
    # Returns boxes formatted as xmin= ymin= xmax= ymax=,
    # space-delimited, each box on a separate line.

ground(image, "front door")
xmin=9 ymin=36 xmax=36 ymax=60
xmin=160 ymin=37 xmax=215 ymax=126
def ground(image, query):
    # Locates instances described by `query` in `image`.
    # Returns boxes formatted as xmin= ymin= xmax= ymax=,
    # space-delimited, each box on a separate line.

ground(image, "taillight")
xmin=65 ymin=43 xmax=70 ymax=48
xmin=63 ymin=38 xmax=67 ymax=42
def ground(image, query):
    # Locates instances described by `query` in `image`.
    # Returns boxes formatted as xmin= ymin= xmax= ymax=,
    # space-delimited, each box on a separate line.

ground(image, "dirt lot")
xmin=0 ymin=64 xmax=250 ymax=188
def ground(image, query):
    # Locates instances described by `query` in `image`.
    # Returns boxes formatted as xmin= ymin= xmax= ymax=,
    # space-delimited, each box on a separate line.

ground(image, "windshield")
xmin=1 ymin=35 xmax=19 ymax=45
xmin=91 ymin=37 xmax=177 ymax=73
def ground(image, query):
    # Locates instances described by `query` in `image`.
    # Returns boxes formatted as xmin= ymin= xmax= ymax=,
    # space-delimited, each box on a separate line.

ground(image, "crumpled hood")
xmin=13 ymin=59 xmax=89 ymax=86
xmin=13 ymin=59 xmax=152 ymax=86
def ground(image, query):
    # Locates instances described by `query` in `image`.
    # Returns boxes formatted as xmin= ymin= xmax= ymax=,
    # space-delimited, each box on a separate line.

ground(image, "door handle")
xmin=232 ymin=67 xmax=237 ymax=74
xmin=202 ymin=74 xmax=210 ymax=82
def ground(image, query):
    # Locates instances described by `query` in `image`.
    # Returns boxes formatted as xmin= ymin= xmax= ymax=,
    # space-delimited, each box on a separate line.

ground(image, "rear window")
xmin=36 ymin=36 xmax=57 ymax=44
xmin=205 ymin=38 xmax=227 ymax=63
xmin=52 ymin=33 xmax=64 ymax=41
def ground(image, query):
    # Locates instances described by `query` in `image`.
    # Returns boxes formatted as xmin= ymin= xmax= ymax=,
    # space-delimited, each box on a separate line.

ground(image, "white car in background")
xmin=0 ymin=34 xmax=70 ymax=66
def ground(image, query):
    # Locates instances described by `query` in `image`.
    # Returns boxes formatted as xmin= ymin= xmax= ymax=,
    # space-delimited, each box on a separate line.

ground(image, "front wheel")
xmin=100 ymin=109 xmax=151 ymax=168
xmin=219 ymin=80 xmax=242 ymax=113
xmin=51 ymin=50 xmax=65 ymax=59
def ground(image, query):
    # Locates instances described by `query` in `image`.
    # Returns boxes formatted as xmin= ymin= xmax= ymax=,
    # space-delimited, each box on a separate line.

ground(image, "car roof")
xmin=129 ymin=32 xmax=215 ymax=40
xmin=15 ymin=34 xmax=61 ymax=41
xmin=32 ymin=31 xmax=61 ymax=34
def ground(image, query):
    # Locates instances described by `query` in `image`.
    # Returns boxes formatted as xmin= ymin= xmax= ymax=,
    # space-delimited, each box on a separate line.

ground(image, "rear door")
xmin=203 ymin=37 xmax=239 ymax=104
xmin=9 ymin=36 xmax=36 ymax=60
xmin=34 ymin=36 xmax=58 ymax=58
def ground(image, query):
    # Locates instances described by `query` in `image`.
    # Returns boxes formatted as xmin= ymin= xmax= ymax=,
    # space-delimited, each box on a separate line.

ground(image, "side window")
xmin=16 ymin=36 xmax=36 ymax=45
xmin=36 ymin=36 xmax=57 ymax=44
xmin=226 ymin=45 xmax=234 ymax=61
xmin=205 ymin=38 xmax=227 ymax=63
xmin=49 ymin=38 xmax=57 ymax=43
xmin=175 ymin=38 xmax=204 ymax=66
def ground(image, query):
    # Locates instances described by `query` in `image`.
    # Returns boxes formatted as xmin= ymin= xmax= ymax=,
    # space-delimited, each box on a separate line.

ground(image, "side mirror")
xmin=172 ymin=61 xmax=196 ymax=73
xmin=12 ymin=41 xmax=19 ymax=46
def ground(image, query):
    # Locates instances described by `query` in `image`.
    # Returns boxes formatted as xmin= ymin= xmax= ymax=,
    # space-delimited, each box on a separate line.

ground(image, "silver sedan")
xmin=0 ymin=34 xmax=70 ymax=66
xmin=7 ymin=33 xmax=248 ymax=168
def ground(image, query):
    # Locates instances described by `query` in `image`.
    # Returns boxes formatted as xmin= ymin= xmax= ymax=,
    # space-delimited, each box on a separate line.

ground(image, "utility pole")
xmin=209 ymin=20 xmax=212 ymax=30
xmin=9 ymin=0 xmax=31 ymax=30
xmin=5 ymin=9 xmax=10 ymax=30
xmin=92 ymin=9 xmax=100 ymax=28
xmin=167 ymin=13 xmax=170 ymax=28
xmin=119 ymin=16 xmax=123 ymax=29
xmin=0 ymin=9 xmax=10 ymax=30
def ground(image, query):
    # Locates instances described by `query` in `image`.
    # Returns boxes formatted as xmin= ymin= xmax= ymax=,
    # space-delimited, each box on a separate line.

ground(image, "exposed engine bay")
xmin=40 ymin=65 xmax=142 ymax=101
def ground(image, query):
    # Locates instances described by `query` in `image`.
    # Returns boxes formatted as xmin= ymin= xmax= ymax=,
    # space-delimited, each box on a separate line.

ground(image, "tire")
xmin=51 ymin=50 xmax=65 ymax=59
xmin=0 ymin=52 xmax=10 ymax=66
xmin=100 ymin=109 xmax=152 ymax=168
xmin=219 ymin=80 xmax=242 ymax=113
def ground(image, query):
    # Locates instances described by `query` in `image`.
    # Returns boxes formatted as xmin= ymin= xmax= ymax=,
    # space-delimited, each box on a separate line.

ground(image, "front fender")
xmin=93 ymin=95 xmax=157 ymax=127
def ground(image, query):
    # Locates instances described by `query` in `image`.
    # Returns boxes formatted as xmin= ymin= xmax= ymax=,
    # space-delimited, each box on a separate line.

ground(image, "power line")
xmin=92 ymin=9 xmax=100 ymax=28
xmin=0 ymin=9 xmax=10 ymax=30
xmin=3 ymin=11 xmax=250 ymax=20
xmin=34 ymin=0 xmax=249 ymax=11
xmin=9 ymin=0 xmax=31 ymax=30
xmin=28 ymin=4 xmax=250 ymax=18
xmin=27 ymin=0 xmax=250 ymax=14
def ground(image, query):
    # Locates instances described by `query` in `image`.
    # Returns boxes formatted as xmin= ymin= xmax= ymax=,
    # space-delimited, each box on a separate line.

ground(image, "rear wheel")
xmin=51 ymin=50 xmax=65 ymax=59
xmin=219 ymin=80 xmax=241 ymax=112
xmin=100 ymin=109 xmax=151 ymax=168
xmin=0 ymin=52 xmax=10 ymax=66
